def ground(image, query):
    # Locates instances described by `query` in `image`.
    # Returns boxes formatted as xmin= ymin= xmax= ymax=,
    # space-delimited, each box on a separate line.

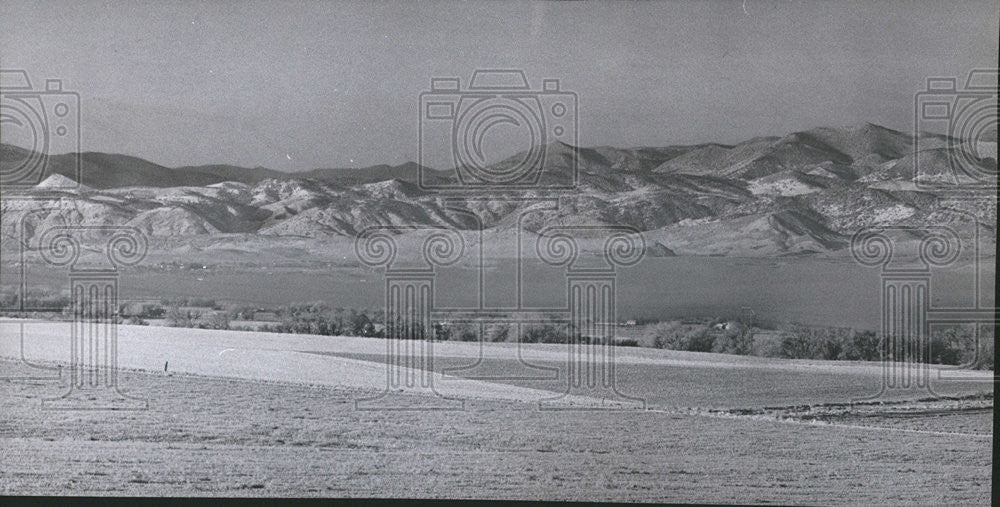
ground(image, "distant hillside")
xmin=1 ymin=144 xmax=447 ymax=188
xmin=2 ymin=123 xmax=995 ymax=257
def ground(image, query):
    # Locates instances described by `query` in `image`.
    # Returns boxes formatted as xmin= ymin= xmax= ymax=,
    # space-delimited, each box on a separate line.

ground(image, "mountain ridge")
xmin=2 ymin=123 xmax=995 ymax=257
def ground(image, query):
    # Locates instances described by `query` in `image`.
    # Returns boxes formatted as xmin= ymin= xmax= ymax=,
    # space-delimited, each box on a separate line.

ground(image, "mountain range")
xmin=2 ymin=123 xmax=996 ymax=258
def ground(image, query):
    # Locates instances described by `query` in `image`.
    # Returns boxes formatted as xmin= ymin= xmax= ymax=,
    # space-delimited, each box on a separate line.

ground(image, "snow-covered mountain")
xmin=2 ymin=123 xmax=995 ymax=257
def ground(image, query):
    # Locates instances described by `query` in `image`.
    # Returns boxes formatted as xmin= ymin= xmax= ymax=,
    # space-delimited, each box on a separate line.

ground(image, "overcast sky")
xmin=2 ymin=0 xmax=997 ymax=171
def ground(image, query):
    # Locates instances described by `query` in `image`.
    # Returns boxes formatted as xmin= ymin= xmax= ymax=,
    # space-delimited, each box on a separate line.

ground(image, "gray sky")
xmin=2 ymin=0 xmax=997 ymax=171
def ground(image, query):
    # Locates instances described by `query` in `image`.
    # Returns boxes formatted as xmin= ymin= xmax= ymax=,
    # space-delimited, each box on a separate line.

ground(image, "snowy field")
xmin=0 ymin=318 xmax=993 ymax=501
xmin=1 ymin=318 xmax=992 ymax=407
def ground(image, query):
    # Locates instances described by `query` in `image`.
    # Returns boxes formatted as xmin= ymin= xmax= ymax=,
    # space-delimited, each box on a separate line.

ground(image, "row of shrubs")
xmin=6 ymin=291 xmax=991 ymax=369
xmin=638 ymin=320 xmax=994 ymax=369
xmin=429 ymin=322 xmax=639 ymax=346
xmin=0 ymin=291 xmax=71 ymax=312
xmin=157 ymin=300 xmax=644 ymax=347
xmin=163 ymin=303 xmax=384 ymax=336
xmin=159 ymin=305 xmax=644 ymax=347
